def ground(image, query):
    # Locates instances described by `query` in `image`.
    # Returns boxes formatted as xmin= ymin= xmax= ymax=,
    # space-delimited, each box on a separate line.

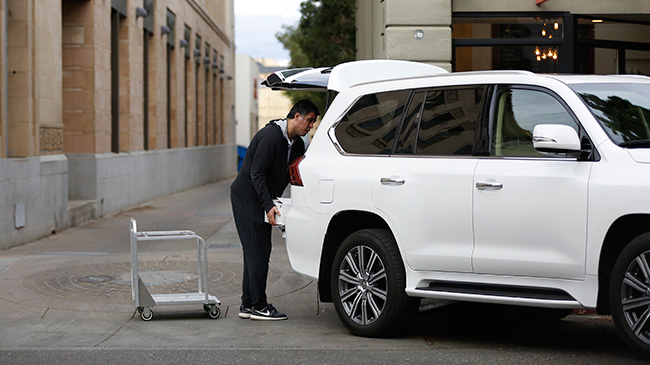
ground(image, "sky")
xmin=234 ymin=0 xmax=304 ymax=66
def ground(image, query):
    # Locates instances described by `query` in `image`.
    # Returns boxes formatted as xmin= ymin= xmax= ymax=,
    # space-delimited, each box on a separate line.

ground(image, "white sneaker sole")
xmin=250 ymin=314 xmax=288 ymax=321
xmin=238 ymin=312 xmax=251 ymax=319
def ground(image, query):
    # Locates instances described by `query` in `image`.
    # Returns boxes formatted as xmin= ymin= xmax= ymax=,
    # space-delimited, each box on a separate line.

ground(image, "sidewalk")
xmin=0 ymin=178 xmax=357 ymax=349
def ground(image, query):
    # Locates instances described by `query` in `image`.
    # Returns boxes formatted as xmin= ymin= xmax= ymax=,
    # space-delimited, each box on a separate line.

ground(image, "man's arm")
xmin=249 ymin=131 xmax=278 ymax=214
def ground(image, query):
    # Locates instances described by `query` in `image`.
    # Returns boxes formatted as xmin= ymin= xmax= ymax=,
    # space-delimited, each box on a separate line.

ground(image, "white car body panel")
xmin=272 ymin=66 xmax=650 ymax=312
xmin=327 ymin=59 xmax=448 ymax=91
xmin=405 ymin=269 xmax=599 ymax=308
xmin=372 ymin=157 xmax=478 ymax=272
xmin=472 ymin=158 xmax=592 ymax=279
xmin=586 ymin=141 xmax=650 ymax=275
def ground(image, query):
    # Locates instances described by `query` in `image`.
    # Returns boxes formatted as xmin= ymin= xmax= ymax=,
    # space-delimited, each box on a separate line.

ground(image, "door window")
xmin=394 ymin=92 xmax=425 ymax=155
xmin=492 ymin=86 xmax=578 ymax=157
xmin=415 ymin=87 xmax=485 ymax=156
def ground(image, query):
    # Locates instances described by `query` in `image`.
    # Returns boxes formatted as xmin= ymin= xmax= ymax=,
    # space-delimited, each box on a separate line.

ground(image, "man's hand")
xmin=267 ymin=206 xmax=280 ymax=226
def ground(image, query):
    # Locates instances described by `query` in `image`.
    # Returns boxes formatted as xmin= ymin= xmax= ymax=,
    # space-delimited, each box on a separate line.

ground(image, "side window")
xmin=492 ymin=86 xmax=579 ymax=157
xmin=394 ymin=91 xmax=425 ymax=154
xmin=415 ymin=87 xmax=484 ymax=156
xmin=334 ymin=90 xmax=410 ymax=154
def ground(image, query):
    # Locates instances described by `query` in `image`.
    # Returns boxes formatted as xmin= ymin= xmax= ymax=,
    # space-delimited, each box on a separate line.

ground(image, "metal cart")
xmin=129 ymin=218 xmax=221 ymax=321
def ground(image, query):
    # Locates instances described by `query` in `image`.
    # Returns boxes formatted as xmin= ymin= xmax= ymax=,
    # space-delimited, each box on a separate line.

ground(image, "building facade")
xmin=234 ymin=54 xmax=259 ymax=148
xmin=256 ymin=58 xmax=293 ymax=132
xmin=357 ymin=0 xmax=650 ymax=76
xmin=0 ymin=0 xmax=236 ymax=249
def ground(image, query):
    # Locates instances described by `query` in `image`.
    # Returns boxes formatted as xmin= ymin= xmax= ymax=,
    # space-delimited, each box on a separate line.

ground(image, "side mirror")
xmin=533 ymin=124 xmax=581 ymax=154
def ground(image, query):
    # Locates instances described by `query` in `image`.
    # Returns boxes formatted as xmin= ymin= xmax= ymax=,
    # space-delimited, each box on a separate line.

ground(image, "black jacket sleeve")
xmin=250 ymin=132 xmax=279 ymax=213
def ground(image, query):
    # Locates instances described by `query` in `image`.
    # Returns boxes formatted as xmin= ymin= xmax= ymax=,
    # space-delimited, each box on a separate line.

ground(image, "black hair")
xmin=286 ymin=99 xmax=320 ymax=119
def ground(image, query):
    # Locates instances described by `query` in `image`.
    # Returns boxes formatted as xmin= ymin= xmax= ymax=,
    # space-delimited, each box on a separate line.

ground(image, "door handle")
xmin=476 ymin=181 xmax=503 ymax=190
xmin=380 ymin=177 xmax=405 ymax=186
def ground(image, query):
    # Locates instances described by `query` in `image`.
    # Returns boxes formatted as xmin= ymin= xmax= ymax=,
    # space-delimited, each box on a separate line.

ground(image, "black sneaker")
xmin=238 ymin=305 xmax=252 ymax=319
xmin=250 ymin=304 xmax=288 ymax=321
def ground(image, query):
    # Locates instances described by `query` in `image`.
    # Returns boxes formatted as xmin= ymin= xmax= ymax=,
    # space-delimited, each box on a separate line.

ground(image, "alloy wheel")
xmin=337 ymin=244 xmax=388 ymax=325
xmin=620 ymin=249 xmax=650 ymax=345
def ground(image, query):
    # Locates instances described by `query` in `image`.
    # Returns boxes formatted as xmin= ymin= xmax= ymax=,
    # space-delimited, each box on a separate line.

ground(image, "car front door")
xmin=472 ymin=86 xmax=592 ymax=280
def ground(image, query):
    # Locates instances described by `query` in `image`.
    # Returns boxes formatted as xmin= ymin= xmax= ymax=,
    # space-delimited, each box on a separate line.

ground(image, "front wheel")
xmin=331 ymin=228 xmax=419 ymax=337
xmin=610 ymin=232 xmax=650 ymax=359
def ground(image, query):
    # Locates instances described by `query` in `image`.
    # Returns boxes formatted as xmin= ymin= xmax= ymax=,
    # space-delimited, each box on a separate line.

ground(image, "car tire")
xmin=331 ymin=228 xmax=419 ymax=337
xmin=610 ymin=232 xmax=650 ymax=359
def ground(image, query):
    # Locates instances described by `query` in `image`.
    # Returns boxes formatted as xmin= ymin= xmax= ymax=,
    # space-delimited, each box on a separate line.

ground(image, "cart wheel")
xmin=203 ymin=304 xmax=211 ymax=313
xmin=207 ymin=305 xmax=220 ymax=319
xmin=141 ymin=309 xmax=153 ymax=321
xmin=137 ymin=307 xmax=144 ymax=314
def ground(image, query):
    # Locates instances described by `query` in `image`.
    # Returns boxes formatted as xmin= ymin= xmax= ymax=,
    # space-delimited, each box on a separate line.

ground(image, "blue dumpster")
xmin=237 ymin=145 xmax=247 ymax=171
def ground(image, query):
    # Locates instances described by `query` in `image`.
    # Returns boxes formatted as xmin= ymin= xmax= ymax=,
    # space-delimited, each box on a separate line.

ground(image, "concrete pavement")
xmin=0 ymin=178 xmax=423 ymax=358
xmin=0 ymin=178 xmax=646 ymax=364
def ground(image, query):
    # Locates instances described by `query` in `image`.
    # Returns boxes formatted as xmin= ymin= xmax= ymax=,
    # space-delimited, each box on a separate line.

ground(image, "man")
xmin=230 ymin=100 xmax=319 ymax=321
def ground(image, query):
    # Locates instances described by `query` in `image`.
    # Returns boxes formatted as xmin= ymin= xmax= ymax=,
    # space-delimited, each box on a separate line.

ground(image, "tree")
xmin=276 ymin=0 xmax=356 ymax=112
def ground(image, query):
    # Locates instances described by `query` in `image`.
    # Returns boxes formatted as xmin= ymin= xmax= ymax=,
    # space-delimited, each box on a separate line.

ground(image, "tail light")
xmin=289 ymin=156 xmax=305 ymax=186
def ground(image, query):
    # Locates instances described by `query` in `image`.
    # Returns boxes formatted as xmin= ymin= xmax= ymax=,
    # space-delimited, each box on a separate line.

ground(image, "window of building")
xmin=166 ymin=9 xmax=175 ymax=148
xmin=194 ymin=34 xmax=201 ymax=145
xmin=212 ymin=50 xmax=218 ymax=145
xmin=453 ymin=13 xmax=650 ymax=76
xmin=204 ymin=43 xmax=210 ymax=145
xmin=219 ymin=54 xmax=225 ymax=144
xmin=142 ymin=0 xmax=155 ymax=150
xmin=575 ymin=17 xmax=650 ymax=76
xmin=183 ymin=25 xmax=191 ymax=147
xmin=453 ymin=14 xmax=566 ymax=73
xmin=110 ymin=3 xmax=126 ymax=153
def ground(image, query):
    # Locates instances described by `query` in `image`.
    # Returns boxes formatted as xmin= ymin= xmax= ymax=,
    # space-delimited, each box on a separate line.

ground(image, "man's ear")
xmin=290 ymin=112 xmax=301 ymax=120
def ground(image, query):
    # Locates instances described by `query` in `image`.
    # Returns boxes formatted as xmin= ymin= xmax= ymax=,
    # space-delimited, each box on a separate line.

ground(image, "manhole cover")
xmin=78 ymin=275 xmax=114 ymax=283
xmin=114 ymin=270 xmax=197 ymax=285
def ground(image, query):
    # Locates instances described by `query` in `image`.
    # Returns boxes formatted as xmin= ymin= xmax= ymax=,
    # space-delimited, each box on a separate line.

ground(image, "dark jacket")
xmin=230 ymin=120 xmax=305 ymax=213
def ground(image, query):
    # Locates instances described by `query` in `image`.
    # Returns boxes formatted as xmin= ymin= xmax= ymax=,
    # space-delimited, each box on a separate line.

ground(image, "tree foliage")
xmin=276 ymin=0 xmax=356 ymax=112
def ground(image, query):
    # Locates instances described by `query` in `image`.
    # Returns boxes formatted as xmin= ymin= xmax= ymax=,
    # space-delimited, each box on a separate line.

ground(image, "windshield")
xmin=571 ymin=82 xmax=650 ymax=148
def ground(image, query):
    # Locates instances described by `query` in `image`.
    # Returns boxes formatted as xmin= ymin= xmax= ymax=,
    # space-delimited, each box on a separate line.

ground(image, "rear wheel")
xmin=331 ymin=228 xmax=419 ymax=337
xmin=610 ymin=232 xmax=650 ymax=359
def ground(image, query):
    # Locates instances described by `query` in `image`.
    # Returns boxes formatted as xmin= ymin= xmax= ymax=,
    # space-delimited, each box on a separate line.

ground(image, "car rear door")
xmin=371 ymin=86 xmax=487 ymax=272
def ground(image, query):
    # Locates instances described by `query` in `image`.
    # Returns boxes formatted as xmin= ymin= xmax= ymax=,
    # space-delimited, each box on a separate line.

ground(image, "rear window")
xmin=334 ymin=90 xmax=411 ymax=154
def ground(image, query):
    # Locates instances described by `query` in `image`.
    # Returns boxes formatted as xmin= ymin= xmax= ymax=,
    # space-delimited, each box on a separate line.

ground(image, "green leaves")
xmin=276 ymin=0 xmax=356 ymax=111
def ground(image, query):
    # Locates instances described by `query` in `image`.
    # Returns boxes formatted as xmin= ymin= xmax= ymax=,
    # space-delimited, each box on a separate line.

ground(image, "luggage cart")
xmin=129 ymin=218 xmax=220 ymax=321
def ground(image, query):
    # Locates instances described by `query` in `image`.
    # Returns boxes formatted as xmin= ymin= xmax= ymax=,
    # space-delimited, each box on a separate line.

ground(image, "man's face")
xmin=290 ymin=111 xmax=318 ymax=138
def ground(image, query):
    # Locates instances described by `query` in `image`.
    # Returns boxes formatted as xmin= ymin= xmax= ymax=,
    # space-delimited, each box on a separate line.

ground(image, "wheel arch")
xmin=318 ymin=210 xmax=392 ymax=302
xmin=597 ymin=214 xmax=650 ymax=314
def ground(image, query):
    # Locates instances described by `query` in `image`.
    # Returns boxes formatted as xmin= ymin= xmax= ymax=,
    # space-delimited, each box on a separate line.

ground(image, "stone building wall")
xmin=0 ymin=0 xmax=236 ymax=250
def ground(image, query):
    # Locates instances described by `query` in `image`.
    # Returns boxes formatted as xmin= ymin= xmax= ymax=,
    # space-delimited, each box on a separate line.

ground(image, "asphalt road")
xmin=0 ymin=179 xmax=645 ymax=364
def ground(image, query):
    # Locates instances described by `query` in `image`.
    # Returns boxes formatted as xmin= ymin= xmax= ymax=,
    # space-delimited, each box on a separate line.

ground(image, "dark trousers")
xmin=230 ymin=190 xmax=272 ymax=310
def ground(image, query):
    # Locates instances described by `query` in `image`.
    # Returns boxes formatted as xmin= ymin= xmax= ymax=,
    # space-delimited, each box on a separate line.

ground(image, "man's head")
xmin=286 ymin=100 xmax=320 ymax=139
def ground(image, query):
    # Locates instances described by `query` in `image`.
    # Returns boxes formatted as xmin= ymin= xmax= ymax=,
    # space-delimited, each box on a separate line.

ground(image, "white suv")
xmin=263 ymin=60 xmax=650 ymax=358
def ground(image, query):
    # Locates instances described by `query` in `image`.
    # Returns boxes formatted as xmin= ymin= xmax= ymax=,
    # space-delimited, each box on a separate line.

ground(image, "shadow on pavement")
xmin=407 ymin=301 xmax=640 ymax=359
